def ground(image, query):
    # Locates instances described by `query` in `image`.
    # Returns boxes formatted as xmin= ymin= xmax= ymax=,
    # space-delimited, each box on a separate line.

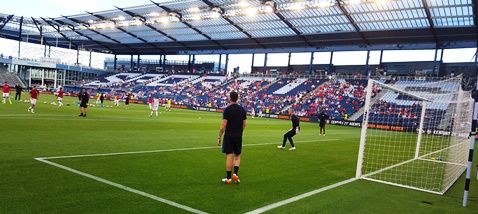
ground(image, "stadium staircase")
xmin=272 ymin=78 xmax=306 ymax=95
xmin=349 ymin=88 xmax=387 ymax=121
xmin=280 ymin=79 xmax=329 ymax=113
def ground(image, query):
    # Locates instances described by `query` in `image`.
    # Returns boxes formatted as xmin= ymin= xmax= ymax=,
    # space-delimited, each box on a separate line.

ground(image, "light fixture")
xmin=239 ymin=0 xmax=249 ymax=7
xmin=87 ymin=19 xmax=94 ymax=23
xmin=263 ymin=1 xmax=276 ymax=13
xmin=160 ymin=17 xmax=170 ymax=23
xmin=210 ymin=7 xmax=224 ymax=18
xmin=148 ymin=12 xmax=160 ymax=17
xmin=169 ymin=12 xmax=182 ymax=22
xmin=245 ymin=7 xmax=258 ymax=15
xmin=189 ymin=7 xmax=200 ymax=12
xmin=192 ymin=14 xmax=201 ymax=20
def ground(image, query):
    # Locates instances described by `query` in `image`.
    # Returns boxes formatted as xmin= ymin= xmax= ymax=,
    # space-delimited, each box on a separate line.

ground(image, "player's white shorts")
xmin=57 ymin=98 xmax=63 ymax=102
xmin=152 ymin=105 xmax=159 ymax=111
xmin=2 ymin=93 xmax=9 ymax=97
xmin=31 ymin=98 xmax=37 ymax=105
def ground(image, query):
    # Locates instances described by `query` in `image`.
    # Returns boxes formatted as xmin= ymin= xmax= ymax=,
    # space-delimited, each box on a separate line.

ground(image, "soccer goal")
xmin=356 ymin=76 xmax=473 ymax=194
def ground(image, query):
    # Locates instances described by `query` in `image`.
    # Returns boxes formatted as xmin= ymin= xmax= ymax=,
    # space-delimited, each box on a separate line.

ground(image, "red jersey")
xmin=58 ymin=90 xmax=64 ymax=98
xmin=30 ymin=89 xmax=39 ymax=99
xmin=2 ymin=84 xmax=10 ymax=93
xmin=148 ymin=97 xmax=153 ymax=104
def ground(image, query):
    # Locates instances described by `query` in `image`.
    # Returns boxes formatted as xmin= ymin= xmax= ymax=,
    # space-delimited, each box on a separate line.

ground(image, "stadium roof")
xmin=0 ymin=0 xmax=476 ymax=55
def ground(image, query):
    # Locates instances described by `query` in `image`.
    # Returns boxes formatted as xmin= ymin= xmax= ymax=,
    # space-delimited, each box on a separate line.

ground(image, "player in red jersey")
xmin=28 ymin=86 xmax=39 ymax=113
xmin=148 ymin=95 xmax=153 ymax=109
xmin=57 ymin=87 xmax=64 ymax=107
xmin=2 ymin=81 xmax=12 ymax=104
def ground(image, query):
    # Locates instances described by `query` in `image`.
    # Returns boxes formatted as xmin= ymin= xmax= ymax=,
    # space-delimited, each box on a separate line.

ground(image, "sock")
xmin=156 ymin=112 xmax=158 ymax=116
xmin=226 ymin=171 xmax=232 ymax=180
xmin=290 ymin=138 xmax=295 ymax=147
xmin=2 ymin=98 xmax=4 ymax=102
xmin=150 ymin=111 xmax=153 ymax=116
xmin=234 ymin=166 xmax=239 ymax=175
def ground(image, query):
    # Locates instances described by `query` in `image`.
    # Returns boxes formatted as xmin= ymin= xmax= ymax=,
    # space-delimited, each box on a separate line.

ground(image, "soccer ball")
xmin=43 ymin=101 xmax=47 ymax=104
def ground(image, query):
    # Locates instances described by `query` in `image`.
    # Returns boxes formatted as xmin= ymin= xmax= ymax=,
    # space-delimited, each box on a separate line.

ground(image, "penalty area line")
xmin=245 ymin=178 xmax=357 ymax=214
xmin=38 ymin=139 xmax=339 ymax=160
xmin=34 ymin=158 xmax=208 ymax=214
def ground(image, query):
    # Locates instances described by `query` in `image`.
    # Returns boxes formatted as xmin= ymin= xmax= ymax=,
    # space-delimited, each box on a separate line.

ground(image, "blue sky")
xmin=0 ymin=0 xmax=476 ymax=71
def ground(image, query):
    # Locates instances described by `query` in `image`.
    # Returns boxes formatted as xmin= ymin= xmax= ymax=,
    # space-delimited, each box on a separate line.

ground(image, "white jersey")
xmin=152 ymin=98 xmax=159 ymax=110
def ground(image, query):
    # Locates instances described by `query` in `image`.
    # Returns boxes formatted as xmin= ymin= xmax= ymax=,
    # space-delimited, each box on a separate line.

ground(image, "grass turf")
xmin=0 ymin=94 xmax=477 ymax=213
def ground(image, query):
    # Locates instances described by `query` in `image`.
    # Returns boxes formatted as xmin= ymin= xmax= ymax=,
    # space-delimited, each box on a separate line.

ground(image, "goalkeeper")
xmin=278 ymin=108 xmax=300 ymax=151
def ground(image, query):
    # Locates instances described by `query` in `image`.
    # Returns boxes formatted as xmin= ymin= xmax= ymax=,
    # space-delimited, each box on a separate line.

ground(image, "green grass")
xmin=0 ymin=94 xmax=477 ymax=213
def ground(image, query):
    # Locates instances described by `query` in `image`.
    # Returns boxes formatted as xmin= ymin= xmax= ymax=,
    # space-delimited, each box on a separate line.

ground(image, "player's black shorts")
xmin=125 ymin=100 xmax=130 ymax=105
xmin=222 ymin=132 xmax=243 ymax=155
xmin=80 ymin=102 xmax=88 ymax=108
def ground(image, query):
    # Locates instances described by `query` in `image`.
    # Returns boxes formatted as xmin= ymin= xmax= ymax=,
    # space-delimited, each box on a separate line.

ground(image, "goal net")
xmin=356 ymin=76 xmax=473 ymax=194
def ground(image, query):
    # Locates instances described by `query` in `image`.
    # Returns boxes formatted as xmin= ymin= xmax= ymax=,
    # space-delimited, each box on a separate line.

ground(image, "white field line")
xmin=39 ymin=139 xmax=339 ymax=160
xmin=34 ymin=158 xmax=208 ymax=214
xmin=245 ymin=178 xmax=357 ymax=214
xmin=35 ymin=138 xmax=340 ymax=213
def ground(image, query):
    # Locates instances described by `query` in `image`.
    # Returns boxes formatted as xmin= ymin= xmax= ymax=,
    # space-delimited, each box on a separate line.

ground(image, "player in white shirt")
xmin=149 ymin=96 xmax=160 ymax=117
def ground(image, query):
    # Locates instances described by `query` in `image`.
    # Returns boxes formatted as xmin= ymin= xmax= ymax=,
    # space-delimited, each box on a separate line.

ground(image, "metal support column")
xmin=263 ymin=53 xmax=268 ymax=74
xmin=89 ymin=51 xmax=92 ymax=67
xmin=309 ymin=52 xmax=314 ymax=75
xmin=328 ymin=51 xmax=334 ymax=75
xmin=113 ymin=54 xmax=117 ymax=71
xmin=137 ymin=55 xmax=140 ymax=72
xmin=130 ymin=55 xmax=134 ymax=71
xmin=225 ymin=54 xmax=229 ymax=73
xmin=159 ymin=55 xmax=163 ymax=67
xmin=439 ymin=48 xmax=444 ymax=77
xmin=162 ymin=55 xmax=166 ymax=69
xmin=432 ymin=49 xmax=439 ymax=77
xmin=218 ymin=54 xmax=222 ymax=73
xmin=76 ymin=48 xmax=79 ymax=65
xmin=18 ymin=16 xmax=23 ymax=58
xmin=365 ymin=50 xmax=370 ymax=76
xmin=251 ymin=53 xmax=255 ymax=74
xmin=287 ymin=52 xmax=292 ymax=73
xmin=192 ymin=54 xmax=196 ymax=73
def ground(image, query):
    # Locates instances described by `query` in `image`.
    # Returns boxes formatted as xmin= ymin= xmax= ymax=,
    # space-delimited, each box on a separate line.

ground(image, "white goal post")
xmin=356 ymin=77 xmax=473 ymax=195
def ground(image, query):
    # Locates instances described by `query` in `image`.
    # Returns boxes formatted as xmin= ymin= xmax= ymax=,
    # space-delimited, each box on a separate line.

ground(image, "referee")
xmin=217 ymin=91 xmax=247 ymax=184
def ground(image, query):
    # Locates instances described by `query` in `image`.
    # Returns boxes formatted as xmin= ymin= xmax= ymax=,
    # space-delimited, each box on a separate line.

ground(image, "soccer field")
xmin=0 ymin=94 xmax=477 ymax=213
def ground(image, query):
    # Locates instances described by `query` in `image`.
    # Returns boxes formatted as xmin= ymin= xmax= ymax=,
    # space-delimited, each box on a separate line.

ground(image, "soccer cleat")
xmin=277 ymin=146 xmax=285 ymax=149
xmin=222 ymin=178 xmax=232 ymax=184
xmin=9 ymin=101 xmax=12 ymax=104
xmin=83 ymin=115 xmax=87 ymax=117
xmin=79 ymin=114 xmax=83 ymax=116
xmin=289 ymin=147 xmax=296 ymax=151
xmin=27 ymin=108 xmax=30 ymax=112
xmin=232 ymin=174 xmax=240 ymax=184
xmin=31 ymin=111 xmax=35 ymax=114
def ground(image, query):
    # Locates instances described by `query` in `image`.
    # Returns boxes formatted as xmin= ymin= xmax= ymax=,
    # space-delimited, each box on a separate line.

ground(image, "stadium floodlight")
xmin=189 ymin=7 xmax=200 ymax=12
xmin=356 ymin=77 xmax=473 ymax=195
xmin=210 ymin=7 xmax=223 ymax=18
xmin=169 ymin=12 xmax=181 ymax=22
xmin=239 ymin=0 xmax=249 ymax=7
xmin=87 ymin=19 xmax=94 ymax=23
xmin=263 ymin=1 xmax=276 ymax=13
xmin=148 ymin=12 xmax=160 ymax=17
xmin=245 ymin=7 xmax=258 ymax=16
xmin=160 ymin=17 xmax=170 ymax=23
